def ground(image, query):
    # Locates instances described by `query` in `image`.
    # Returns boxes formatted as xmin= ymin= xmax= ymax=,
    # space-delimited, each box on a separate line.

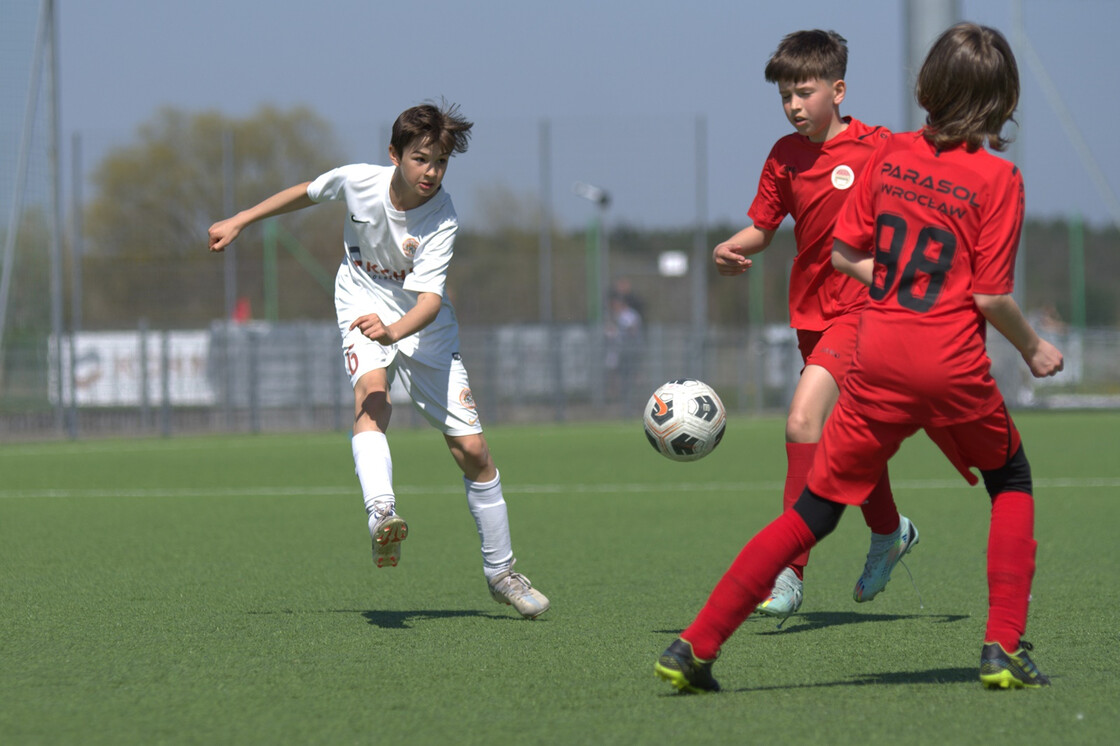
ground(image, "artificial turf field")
xmin=2 ymin=410 xmax=1118 ymax=745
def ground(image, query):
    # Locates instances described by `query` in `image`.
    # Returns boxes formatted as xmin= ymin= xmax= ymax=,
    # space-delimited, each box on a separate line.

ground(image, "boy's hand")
xmin=208 ymin=218 xmax=242 ymax=253
xmin=713 ymin=242 xmax=753 ymax=276
xmin=350 ymin=313 xmax=395 ymax=345
xmin=1024 ymin=338 xmax=1064 ymax=378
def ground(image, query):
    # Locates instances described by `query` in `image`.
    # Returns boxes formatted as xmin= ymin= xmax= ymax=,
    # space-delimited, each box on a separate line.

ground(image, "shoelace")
xmin=490 ymin=569 xmax=531 ymax=593
xmin=861 ymin=530 xmax=925 ymax=608
xmin=503 ymin=572 xmax=533 ymax=592
xmin=1015 ymin=641 xmax=1039 ymax=671
xmin=771 ymin=572 xmax=801 ymax=630
xmin=897 ymin=558 xmax=924 ymax=608
xmin=370 ymin=500 xmax=395 ymax=522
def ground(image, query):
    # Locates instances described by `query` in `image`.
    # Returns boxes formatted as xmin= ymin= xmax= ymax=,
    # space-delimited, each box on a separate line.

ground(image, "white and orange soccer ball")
xmin=643 ymin=378 xmax=726 ymax=462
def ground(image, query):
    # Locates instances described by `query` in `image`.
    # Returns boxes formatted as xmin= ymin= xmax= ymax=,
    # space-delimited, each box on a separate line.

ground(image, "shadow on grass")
xmin=730 ymin=666 xmax=978 ymax=692
xmin=656 ymin=667 xmax=979 ymax=697
xmin=248 ymin=608 xmax=518 ymax=628
xmin=654 ymin=610 xmax=969 ymax=637
xmin=749 ymin=609 xmax=970 ymax=635
xmin=357 ymin=609 xmax=517 ymax=628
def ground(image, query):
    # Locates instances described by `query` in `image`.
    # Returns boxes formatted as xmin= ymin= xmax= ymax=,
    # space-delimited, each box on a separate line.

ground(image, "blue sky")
xmin=39 ymin=0 xmax=1120 ymax=230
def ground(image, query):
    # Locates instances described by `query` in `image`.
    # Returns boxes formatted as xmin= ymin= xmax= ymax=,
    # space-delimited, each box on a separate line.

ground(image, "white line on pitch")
xmin=2 ymin=477 xmax=1118 ymax=500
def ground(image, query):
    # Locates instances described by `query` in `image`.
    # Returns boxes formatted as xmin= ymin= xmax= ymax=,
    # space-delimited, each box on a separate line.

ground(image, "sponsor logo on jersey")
xmin=880 ymin=162 xmax=981 ymax=207
xmin=878 ymin=161 xmax=982 ymax=218
xmin=350 ymin=257 xmax=412 ymax=283
xmin=831 ymin=165 xmax=855 ymax=190
xmin=402 ymin=237 xmax=419 ymax=258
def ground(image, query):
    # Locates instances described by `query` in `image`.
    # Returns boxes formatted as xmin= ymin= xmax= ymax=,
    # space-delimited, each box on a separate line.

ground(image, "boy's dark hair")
xmin=764 ymin=29 xmax=848 ymax=84
xmin=916 ymin=23 xmax=1019 ymax=152
xmin=391 ymin=99 xmax=473 ymax=157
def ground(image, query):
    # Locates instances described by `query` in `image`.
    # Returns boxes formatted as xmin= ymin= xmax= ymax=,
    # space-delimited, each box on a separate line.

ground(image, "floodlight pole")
xmin=538 ymin=120 xmax=553 ymax=324
xmin=46 ymin=0 xmax=65 ymax=433
xmin=573 ymin=182 xmax=611 ymax=323
xmin=904 ymin=0 xmax=961 ymax=130
xmin=221 ymin=127 xmax=236 ymax=427
xmin=691 ymin=115 xmax=709 ymax=378
xmin=574 ymin=182 xmax=610 ymax=410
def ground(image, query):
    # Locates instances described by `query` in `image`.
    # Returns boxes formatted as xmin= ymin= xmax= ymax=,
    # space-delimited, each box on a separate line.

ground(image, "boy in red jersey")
xmin=713 ymin=30 xmax=912 ymax=619
xmin=657 ymin=22 xmax=1062 ymax=693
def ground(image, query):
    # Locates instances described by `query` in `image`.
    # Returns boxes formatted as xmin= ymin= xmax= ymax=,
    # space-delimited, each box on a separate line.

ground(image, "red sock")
xmin=984 ymin=491 xmax=1036 ymax=652
xmin=783 ymin=442 xmax=816 ymax=577
xmin=682 ymin=508 xmax=817 ymax=660
xmin=858 ymin=467 xmax=900 ymax=535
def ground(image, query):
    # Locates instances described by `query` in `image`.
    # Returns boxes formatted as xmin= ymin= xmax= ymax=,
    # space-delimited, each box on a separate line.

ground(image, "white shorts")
xmin=339 ymin=324 xmax=483 ymax=437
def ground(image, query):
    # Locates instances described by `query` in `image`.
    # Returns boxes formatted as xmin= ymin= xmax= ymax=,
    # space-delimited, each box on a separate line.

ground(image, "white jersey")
xmin=308 ymin=164 xmax=460 ymax=366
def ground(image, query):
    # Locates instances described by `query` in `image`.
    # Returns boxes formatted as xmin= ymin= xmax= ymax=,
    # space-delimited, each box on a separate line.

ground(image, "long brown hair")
xmin=916 ymin=23 xmax=1019 ymax=152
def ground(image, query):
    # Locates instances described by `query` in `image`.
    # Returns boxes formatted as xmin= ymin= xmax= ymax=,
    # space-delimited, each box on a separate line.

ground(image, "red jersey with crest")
xmin=748 ymin=117 xmax=890 ymax=331
xmin=832 ymin=131 xmax=1024 ymax=426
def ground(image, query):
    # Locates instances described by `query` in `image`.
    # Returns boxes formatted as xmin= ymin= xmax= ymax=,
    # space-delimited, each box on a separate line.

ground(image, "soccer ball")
xmin=643 ymin=378 xmax=726 ymax=462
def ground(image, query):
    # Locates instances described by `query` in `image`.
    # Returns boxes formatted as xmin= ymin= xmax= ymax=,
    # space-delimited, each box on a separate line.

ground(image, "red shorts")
xmin=808 ymin=399 xmax=1022 ymax=504
xmin=796 ymin=314 xmax=860 ymax=387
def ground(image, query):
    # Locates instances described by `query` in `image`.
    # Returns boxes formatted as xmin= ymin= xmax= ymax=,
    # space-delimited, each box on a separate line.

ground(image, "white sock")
xmin=465 ymin=470 xmax=514 ymax=580
xmin=352 ymin=431 xmax=395 ymax=528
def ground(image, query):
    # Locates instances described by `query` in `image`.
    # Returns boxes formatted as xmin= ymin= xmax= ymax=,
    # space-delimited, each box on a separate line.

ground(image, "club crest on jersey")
xmin=831 ymin=165 xmax=855 ymax=190
xmin=401 ymin=237 xmax=419 ymax=258
xmin=459 ymin=387 xmax=476 ymax=410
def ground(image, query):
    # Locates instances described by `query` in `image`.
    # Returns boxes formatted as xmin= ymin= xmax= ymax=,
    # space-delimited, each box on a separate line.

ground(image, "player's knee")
xmin=462 ymin=447 xmax=491 ymax=475
xmin=356 ymin=387 xmax=391 ymax=425
xmin=792 ymin=488 xmax=846 ymax=540
xmin=447 ymin=433 xmax=493 ymax=479
xmin=980 ymin=445 xmax=1032 ymax=498
xmin=785 ymin=413 xmax=821 ymax=443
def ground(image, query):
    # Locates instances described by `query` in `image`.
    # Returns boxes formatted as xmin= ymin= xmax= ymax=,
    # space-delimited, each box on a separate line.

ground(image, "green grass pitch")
xmin=2 ymin=411 xmax=1119 ymax=744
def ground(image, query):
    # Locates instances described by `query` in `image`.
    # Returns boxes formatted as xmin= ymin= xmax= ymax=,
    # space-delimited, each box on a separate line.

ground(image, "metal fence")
xmin=1 ymin=319 xmax=1112 ymax=442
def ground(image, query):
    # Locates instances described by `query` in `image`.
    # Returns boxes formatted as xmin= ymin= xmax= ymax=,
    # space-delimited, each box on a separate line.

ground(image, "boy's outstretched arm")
xmin=713 ymin=225 xmax=775 ymax=276
xmin=831 ymin=239 xmax=874 ymax=285
xmin=974 ymin=292 xmax=1064 ymax=378
xmin=208 ymin=182 xmax=315 ymax=252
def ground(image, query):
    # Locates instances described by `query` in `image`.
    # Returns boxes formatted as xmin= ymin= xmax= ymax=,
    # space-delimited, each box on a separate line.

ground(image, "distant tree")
xmin=81 ymin=106 xmax=346 ymax=326
xmin=85 ymin=105 xmax=341 ymax=259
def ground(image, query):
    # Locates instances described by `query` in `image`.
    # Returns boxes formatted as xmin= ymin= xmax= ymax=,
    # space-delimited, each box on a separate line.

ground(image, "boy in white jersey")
xmin=207 ymin=101 xmax=548 ymax=619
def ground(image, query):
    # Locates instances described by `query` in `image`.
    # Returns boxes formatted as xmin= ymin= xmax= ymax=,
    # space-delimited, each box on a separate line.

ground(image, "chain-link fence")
xmin=1 ymin=315 xmax=1110 ymax=441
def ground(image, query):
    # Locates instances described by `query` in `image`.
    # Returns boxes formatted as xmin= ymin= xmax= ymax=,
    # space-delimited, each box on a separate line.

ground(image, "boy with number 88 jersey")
xmin=207 ymin=101 xmax=548 ymax=619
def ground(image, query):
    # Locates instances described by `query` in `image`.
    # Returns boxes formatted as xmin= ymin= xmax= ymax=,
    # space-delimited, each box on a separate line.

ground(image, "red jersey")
xmin=832 ymin=131 xmax=1024 ymax=426
xmin=748 ymin=117 xmax=890 ymax=331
